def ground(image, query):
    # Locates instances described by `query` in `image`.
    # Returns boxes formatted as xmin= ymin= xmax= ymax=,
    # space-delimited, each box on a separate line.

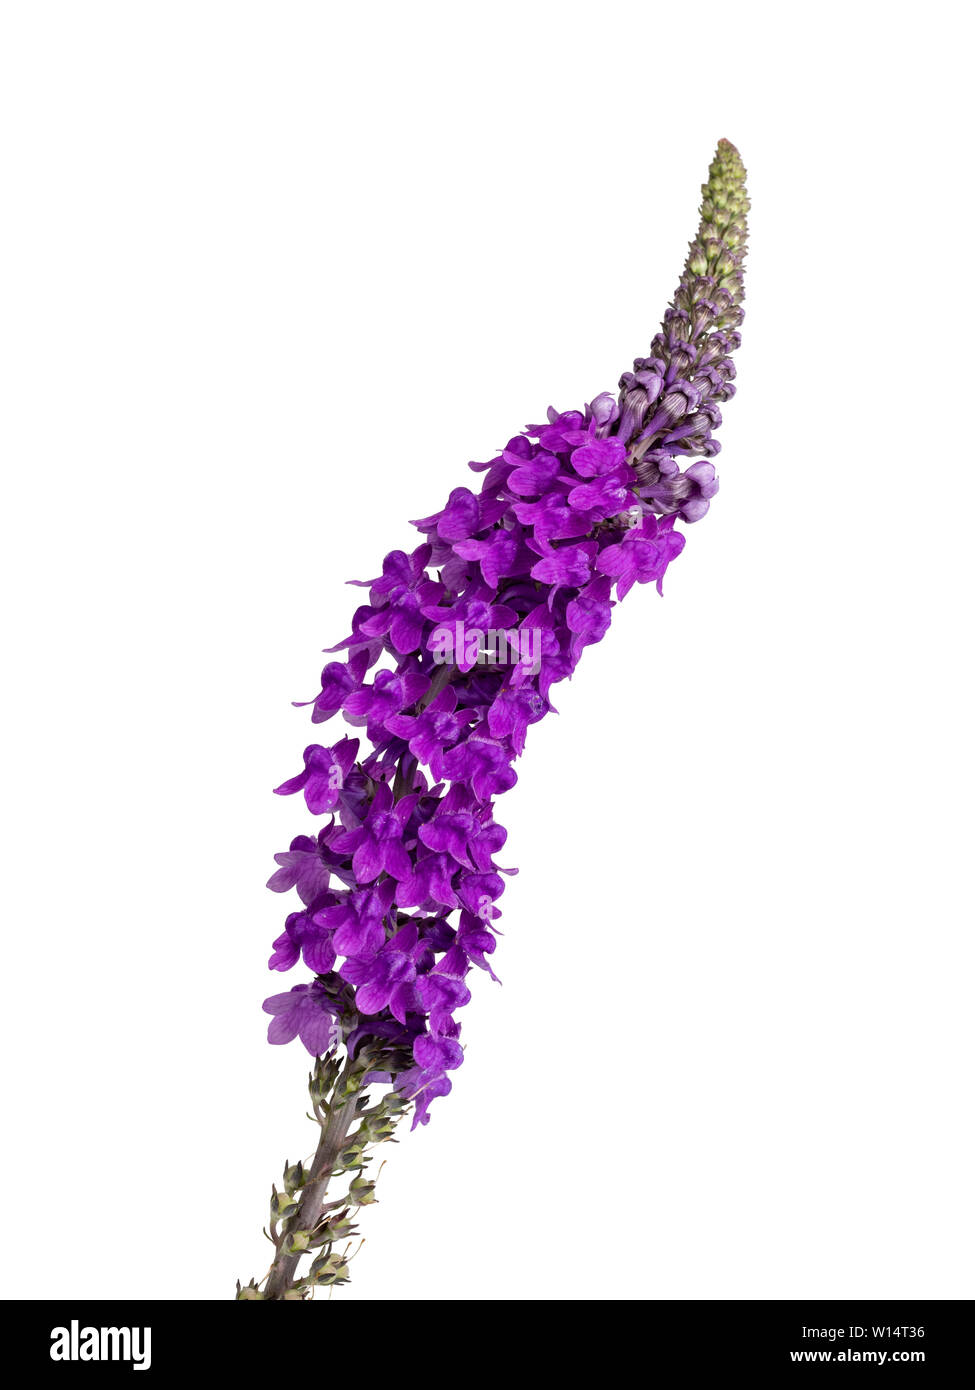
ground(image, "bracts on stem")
xmin=238 ymin=1049 xmax=411 ymax=1300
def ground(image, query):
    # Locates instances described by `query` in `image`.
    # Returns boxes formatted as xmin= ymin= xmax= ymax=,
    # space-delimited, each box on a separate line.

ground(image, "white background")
xmin=1 ymin=1 xmax=972 ymax=1301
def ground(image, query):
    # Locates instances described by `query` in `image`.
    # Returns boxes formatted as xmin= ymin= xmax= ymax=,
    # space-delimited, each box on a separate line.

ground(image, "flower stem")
xmin=263 ymin=1063 xmax=362 ymax=1300
xmin=238 ymin=1050 xmax=410 ymax=1300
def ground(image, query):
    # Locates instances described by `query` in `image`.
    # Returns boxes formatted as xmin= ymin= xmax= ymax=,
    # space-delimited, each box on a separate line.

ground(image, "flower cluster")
xmin=262 ymin=139 xmax=748 ymax=1127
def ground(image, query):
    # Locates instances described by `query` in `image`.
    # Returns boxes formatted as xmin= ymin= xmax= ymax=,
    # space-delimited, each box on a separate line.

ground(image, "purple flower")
xmin=263 ymin=981 xmax=342 ymax=1055
xmin=528 ymin=539 xmax=597 ymax=594
xmin=457 ymin=869 xmax=505 ymax=921
xmin=397 ymin=1067 xmax=453 ymax=1128
xmin=532 ymin=408 xmax=586 ymax=453
xmin=634 ymin=380 xmax=702 ymax=446
xmin=596 ymin=516 xmax=686 ymax=599
xmin=273 ymin=736 xmax=359 ymax=815
xmin=319 ymin=878 xmax=396 ymax=958
xmin=421 ymin=597 xmax=518 ymax=673
xmin=395 ymin=850 xmax=460 ymax=911
xmin=417 ymin=784 xmax=508 ymax=869
xmin=266 ymin=829 xmax=337 ymax=904
xmin=456 ymin=909 xmax=500 ymax=981
xmin=294 ymin=656 xmax=364 ymax=724
xmin=268 ymin=921 xmax=301 ymax=972
xmin=566 ymin=576 xmax=615 ymax=660
xmin=343 ymin=669 xmax=430 ymax=730
xmin=412 ymin=486 xmax=480 ymax=543
xmin=385 ymin=688 xmax=475 ymax=780
xmin=350 ymin=548 xmax=444 ymax=655
xmin=331 ymin=783 xmax=416 ymax=883
xmin=441 ymin=733 xmax=517 ymax=802
xmin=268 ymin=909 xmax=337 ymax=974
xmin=486 ymin=684 xmax=544 ymax=755
xmin=644 ymin=459 xmax=720 ymax=522
xmin=587 ymin=391 xmax=619 ymax=432
xmin=452 ymin=527 xmax=525 ymax=588
xmin=569 ymin=437 xmax=628 ymax=477
xmin=566 ymin=471 xmax=634 ymax=517
xmin=415 ymin=945 xmax=471 ymax=1033
xmin=340 ymin=922 xmax=421 ymax=1022
xmin=510 ymin=491 xmax=591 ymax=544
xmin=413 ymin=1030 xmax=464 ymax=1073
xmin=505 ymin=451 xmax=567 ymax=497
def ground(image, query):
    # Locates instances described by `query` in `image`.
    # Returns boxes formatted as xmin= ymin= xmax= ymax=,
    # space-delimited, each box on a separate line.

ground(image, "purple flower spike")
xmin=247 ymin=140 xmax=750 ymax=1299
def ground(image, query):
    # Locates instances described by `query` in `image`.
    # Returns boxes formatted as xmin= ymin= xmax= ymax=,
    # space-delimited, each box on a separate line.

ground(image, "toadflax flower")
xmin=239 ymin=139 xmax=749 ymax=1301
